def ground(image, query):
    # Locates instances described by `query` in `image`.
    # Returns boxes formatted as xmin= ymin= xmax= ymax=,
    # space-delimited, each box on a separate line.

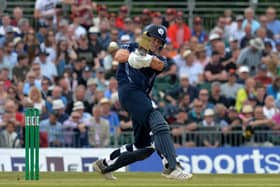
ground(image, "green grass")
xmin=0 ymin=172 xmax=279 ymax=187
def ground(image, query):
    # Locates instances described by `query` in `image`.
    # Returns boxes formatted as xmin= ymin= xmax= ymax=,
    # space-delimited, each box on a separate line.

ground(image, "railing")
xmin=12 ymin=128 xmax=280 ymax=148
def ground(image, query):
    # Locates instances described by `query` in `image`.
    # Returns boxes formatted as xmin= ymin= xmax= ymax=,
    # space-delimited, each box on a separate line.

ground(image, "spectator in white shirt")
xmin=34 ymin=49 xmax=57 ymax=80
xmin=179 ymin=50 xmax=203 ymax=85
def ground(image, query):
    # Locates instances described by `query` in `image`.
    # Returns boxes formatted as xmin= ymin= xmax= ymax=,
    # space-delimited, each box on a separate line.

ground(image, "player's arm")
xmin=127 ymin=50 xmax=165 ymax=71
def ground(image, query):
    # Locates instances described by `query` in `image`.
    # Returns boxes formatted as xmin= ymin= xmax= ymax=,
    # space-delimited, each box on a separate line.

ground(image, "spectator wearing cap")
xmin=99 ymin=97 xmax=120 ymax=137
xmin=205 ymin=33 xmax=221 ymax=57
xmin=72 ymin=101 xmax=92 ymax=121
xmin=88 ymin=26 xmax=103 ymax=54
xmin=40 ymin=112 xmax=64 ymax=147
xmin=254 ymin=63 xmax=273 ymax=86
xmin=103 ymin=41 xmax=119 ymax=71
xmin=52 ymin=99 xmax=69 ymax=124
xmin=259 ymin=15 xmax=274 ymax=39
xmin=63 ymin=111 xmax=87 ymax=147
xmin=237 ymin=38 xmax=264 ymax=75
xmin=242 ymin=7 xmax=260 ymax=34
xmin=237 ymin=66 xmax=250 ymax=85
xmin=162 ymin=8 xmax=176 ymax=28
xmin=85 ymin=78 xmax=97 ymax=105
xmin=97 ymin=21 xmax=111 ymax=50
xmin=4 ymin=26 xmax=16 ymax=43
xmin=86 ymin=105 xmax=110 ymax=147
xmin=228 ymin=36 xmax=239 ymax=52
xmin=230 ymin=15 xmax=245 ymax=43
xmin=192 ymin=16 xmax=207 ymax=44
xmin=13 ymin=54 xmax=30 ymax=82
xmin=115 ymin=6 xmax=128 ymax=30
xmin=166 ymin=74 xmax=198 ymax=105
xmin=198 ymin=108 xmax=221 ymax=147
xmin=221 ymin=72 xmax=243 ymax=104
xmin=204 ymin=51 xmax=227 ymax=82
xmin=79 ymin=66 xmax=93 ymax=86
xmin=23 ymin=71 xmax=41 ymax=96
xmin=266 ymin=7 xmax=280 ymax=39
xmin=193 ymin=44 xmax=210 ymax=67
xmin=34 ymin=48 xmax=57 ymax=80
xmin=179 ymin=50 xmax=203 ymax=85
xmin=167 ymin=11 xmax=191 ymax=49
xmin=235 ymin=78 xmax=256 ymax=112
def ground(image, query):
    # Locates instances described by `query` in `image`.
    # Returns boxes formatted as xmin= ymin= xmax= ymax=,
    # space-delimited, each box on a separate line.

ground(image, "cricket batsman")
xmin=93 ymin=24 xmax=193 ymax=180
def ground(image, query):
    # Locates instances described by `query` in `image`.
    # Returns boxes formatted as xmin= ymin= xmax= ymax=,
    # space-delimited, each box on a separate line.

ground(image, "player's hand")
xmin=115 ymin=49 xmax=129 ymax=63
xmin=151 ymin=57 xmax=165 ymax=71
xmin=128 ymin=51 xmax=153 ymax=69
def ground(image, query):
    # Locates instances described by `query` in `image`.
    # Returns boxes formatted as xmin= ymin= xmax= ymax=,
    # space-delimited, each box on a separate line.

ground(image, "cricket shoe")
xmin=92 ymin=159 xmax=117 ymax=180
xmin=161 ymin=161 xmax=184 ymax=176
xmin=162 ymin=167 xmax=193 ymax=180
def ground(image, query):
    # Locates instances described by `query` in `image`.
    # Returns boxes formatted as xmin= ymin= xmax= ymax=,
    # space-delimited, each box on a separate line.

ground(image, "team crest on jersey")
xmin=158 ymin=28 xmax=164 ymax=36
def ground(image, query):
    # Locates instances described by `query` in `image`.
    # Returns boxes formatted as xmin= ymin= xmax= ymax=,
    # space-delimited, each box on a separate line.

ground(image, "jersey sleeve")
xmin=120 ymin=42 xmax=138 ymax=52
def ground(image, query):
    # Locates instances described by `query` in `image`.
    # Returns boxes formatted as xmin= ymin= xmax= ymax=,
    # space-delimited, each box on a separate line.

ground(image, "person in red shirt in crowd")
xmin=115 ymin=6 xmax=128 ymax=30
xmin=71 ymin=0 xmax=96 ymax=29
xmin=254 ymin=63 xmax=273 ymax=87
xmin=167 ymin=11 xmax=191 ymax=49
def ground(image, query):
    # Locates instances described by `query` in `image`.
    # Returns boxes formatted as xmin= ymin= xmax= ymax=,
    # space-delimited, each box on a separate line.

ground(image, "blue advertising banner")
xmin=129 ymin=147 xmax=280 ymax=174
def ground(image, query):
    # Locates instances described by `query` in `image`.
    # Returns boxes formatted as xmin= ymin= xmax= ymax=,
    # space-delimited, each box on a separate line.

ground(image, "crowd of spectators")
xmin=0 ymin=0 xmax=280 ymax=148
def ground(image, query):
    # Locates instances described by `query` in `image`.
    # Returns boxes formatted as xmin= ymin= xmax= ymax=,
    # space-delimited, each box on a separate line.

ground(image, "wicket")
xmin=25 ymin=108 xmax=40 ymax=180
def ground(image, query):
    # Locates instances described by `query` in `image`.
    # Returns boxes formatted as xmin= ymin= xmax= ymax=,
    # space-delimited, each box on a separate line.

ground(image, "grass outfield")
xmin=0 ymin=172 xmax=279 ymax=187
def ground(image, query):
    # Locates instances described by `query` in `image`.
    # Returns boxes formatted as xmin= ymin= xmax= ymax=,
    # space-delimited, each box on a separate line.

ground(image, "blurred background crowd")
xmin=0 ymin=0 xmax=280 ymax=148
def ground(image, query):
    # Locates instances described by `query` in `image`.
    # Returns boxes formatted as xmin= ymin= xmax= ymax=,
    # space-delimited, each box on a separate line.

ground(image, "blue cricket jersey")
xmin=116 ymin=42 xmax=167 ymax=94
